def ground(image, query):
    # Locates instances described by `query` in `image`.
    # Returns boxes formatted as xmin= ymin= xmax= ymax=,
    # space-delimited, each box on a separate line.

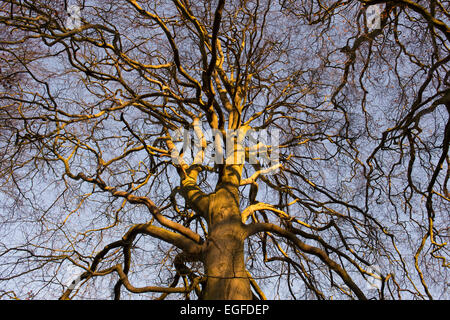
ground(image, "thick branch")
xmin=99 ymin=264 xmax=203 ymax=294
xmin=60 ymin=222 xmax=202 ymax=300
xmin=65 ymin=170 xmax=203 ymax=244
xmin=245 ymin=223 xmax=367 ymax=300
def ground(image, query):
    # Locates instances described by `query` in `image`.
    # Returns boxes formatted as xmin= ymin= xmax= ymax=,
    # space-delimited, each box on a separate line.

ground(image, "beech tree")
xmin=0 ymin=0 xmax=449 ymax=300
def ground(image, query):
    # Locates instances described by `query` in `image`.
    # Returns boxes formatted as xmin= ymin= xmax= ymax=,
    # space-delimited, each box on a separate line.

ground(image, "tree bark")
xmin=201 ymin=182 xmax=252 ymax=300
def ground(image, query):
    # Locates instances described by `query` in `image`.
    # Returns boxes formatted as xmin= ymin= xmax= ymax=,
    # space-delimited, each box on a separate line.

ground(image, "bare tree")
xmin=0 ymin=0 xmax=448 ymax=300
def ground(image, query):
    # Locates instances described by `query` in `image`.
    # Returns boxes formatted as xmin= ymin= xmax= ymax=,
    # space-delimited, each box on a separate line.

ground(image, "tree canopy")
xmin=0 ymin=0 xmax=449 ymax=300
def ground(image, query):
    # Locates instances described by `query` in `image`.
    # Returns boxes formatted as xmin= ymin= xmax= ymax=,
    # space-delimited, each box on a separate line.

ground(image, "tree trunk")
xmin=202 ymin=185 xmax=252 ymax=300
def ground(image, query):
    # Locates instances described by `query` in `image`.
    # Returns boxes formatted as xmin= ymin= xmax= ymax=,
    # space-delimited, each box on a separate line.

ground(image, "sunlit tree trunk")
xmin=181 ymin=163 xmax=253 ymax=299
xmin=202 ymin=185 xmax=252 ymax=300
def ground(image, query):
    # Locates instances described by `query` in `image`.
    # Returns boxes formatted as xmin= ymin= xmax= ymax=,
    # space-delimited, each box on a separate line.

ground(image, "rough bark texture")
xmin=202 ymin=221 xmax=251 ymax=299
xmin=201 ymin=166 xmax=252 ymax=300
